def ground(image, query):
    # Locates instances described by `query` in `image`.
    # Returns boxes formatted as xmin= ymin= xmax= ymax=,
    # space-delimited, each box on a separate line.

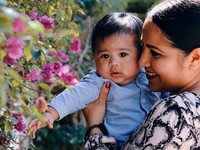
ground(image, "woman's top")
xmin=84 ymin=92 xmax=200 ymax=150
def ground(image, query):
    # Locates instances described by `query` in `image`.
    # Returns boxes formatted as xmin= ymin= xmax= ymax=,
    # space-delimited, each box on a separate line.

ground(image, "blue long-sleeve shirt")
xmin=48 ymin=68 xmax=160 ymax=148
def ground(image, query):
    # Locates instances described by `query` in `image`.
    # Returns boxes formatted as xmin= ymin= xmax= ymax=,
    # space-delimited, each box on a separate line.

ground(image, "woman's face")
xmin=139 ymin=20 xmax=191 ymax=93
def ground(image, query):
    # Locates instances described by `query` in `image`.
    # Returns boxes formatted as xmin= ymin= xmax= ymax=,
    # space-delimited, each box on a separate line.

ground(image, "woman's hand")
xmin=83 ymin=82 xmax=110 ymax=128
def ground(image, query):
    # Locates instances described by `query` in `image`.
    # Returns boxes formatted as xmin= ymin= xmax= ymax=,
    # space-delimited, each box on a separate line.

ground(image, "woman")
xmin=83 ymin=0 xmax=200 ymax=149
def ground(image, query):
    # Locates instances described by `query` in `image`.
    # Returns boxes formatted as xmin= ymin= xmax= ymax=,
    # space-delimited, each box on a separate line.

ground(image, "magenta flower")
xmin=38 ymin=0 xmax=43 ymax=3
xmin=13 ymin=114 xmax=26 ymax=132
xmin=42 ymin=63 xmax=54 ymax=83
xmin=58 ymin=65 xmax=78 ymax=85
xmin=4 ymin=55 xmax=16 ymax=65
xmin=30 ymin=10 xmax=38 ymax=21
xmin=13 ymin=18 xmax=26 ymax=32
xmin=6 ymin=37 xmax=24 ymax=59
xmin=47 ymin=51 xmax=56 ymax=57
xmin=24 ymin=69 xmax=41 ymax=82
xmin=59 ymin=71 xmax=78 ymax=85
xmin=70 ymin=38 xmax=81 ymax=54
xmin=56 ymin=50 xmax=69 ymax=62
xmin=58 ymin=65 xmax=70 ymax=76
xmin=38 ymin=15 xmax=54 ymax=30
xmin=0 ymin=131 xmax=6 ymax=147
xmin=53 ymin=61 xmax=62 ymax=74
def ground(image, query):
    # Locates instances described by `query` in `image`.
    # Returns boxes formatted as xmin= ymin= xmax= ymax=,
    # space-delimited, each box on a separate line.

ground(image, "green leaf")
xmin=4 ymin=120 xmax=13 ymax=135
xmin=6 ymin=68 xmax=22 ymax=83
xmin=39 ymin=83 xmax=51 ymax=93
xmin=24 ymin=46 xmax=32 ymax=61
xmin=0 ymin=15 xmax=12 ymax=32
xmin=31 ymin=47 xmax=41 ymax=60
xmin=0 ymin=51 xmax=6 ymax=59
xmin=9 ymin=116 xmax=18 ymax=124
xmin=0 ymin=116 xmax=6 ymax=124
xmin=28 ymin=20 xmax=44 ymax=34
xmin=21 ymin=95 xmax=30 ymax=105
xmin=66 ymin=85 xmax=73 ymax=93
xmin=0 ymin=74 xmax=6 ymax=106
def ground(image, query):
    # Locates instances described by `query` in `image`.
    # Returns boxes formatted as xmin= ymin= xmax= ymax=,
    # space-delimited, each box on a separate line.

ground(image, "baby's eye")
xmin=150 ymin=50 xmax=160 ymax=57
xmin=120 ymin=53 xmax=127 ymax=57
xmin=101 ymin=54 xmax=109 ymax=58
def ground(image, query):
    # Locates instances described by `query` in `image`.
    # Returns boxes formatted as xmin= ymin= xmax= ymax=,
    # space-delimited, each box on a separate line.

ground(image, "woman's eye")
xmin=120 ymin=53 xmax=127 ymax=57
xmin=150 ymin=50 xmax=160 ymax=57
xmin=101 ymin=54 xmax=109 ymax=58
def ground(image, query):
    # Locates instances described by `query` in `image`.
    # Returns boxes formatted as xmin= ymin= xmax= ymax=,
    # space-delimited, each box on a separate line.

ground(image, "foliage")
xmin=126 ymin=0 xmax=160 ymax=20
xmin=33 ymin=122 xmax=86 ymax=150
xmin=0 ymin=0 xmax=83 ymax=149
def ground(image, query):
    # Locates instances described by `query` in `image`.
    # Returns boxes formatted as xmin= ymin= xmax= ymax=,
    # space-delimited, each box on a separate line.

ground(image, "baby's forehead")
xmin=97 ymin=32 xmax=136 ymax=42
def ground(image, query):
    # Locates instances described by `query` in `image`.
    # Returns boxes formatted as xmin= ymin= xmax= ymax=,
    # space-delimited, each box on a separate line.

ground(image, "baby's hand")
xmin=26 ymin=112 xmax=54 ymax=138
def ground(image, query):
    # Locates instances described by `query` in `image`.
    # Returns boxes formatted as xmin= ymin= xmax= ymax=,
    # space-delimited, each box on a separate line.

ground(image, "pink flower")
xmin=38 ymin=15 xmax=54 ymax=30
xmin=59 ymin=71 xmax=78 ymax=85
xmin=38 ymin=0 xmax=43 ymax=2
xmin=47 ymin=51 xmax=56 ymax=57
xmin=60 ymin=55 xmax=69 ymax=62
xmin=6 ymin=37 xmax=24 ymax=59
xmin=0 ymin=131 xmax=6 ymax=147
xmin=4 ymin=55 xmax=16 ymax=65
xmin=13 ymin=18 xmax=26 ymax=32
xmin=70 ymin=38 xmax=81 ymax=54
xmin=35 ymin=97 xmax=47 ymax=113
xmin=13 ymin=114 xmax=26 ymax=132
xmin=24 ymin=69 xmax=41 ymax=82
xmin=58 ymin=65 xmax=79 ymax=85
xmin=58 ymin=65 xmax=70 ymax=76
xmin=56 ymin=50 xmax=69 ymax=62
xmin=30 ymin=10 xmax=38 ymax=21
xmin=53 ymin=61 xmax=62 ymax=74
xmin=42 ymin=63 xmax=54 ymax=83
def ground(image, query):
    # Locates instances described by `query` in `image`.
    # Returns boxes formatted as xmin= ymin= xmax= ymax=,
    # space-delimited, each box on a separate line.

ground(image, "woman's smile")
xmin=146 ymin=71 xmax=158 ymax=81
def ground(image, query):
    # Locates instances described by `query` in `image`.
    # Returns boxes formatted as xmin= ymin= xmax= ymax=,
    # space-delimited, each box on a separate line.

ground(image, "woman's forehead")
xmin=142 ymin=20 xmax=171 ymax=45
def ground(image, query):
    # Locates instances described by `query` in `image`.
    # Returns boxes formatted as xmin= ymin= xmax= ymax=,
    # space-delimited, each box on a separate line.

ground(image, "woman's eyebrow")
xmin=146 ymin=44 xmax=164 ymax=52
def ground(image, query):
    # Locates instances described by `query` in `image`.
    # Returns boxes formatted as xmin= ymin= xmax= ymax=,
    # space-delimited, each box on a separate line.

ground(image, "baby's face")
xmin=94 ymin=33 xmax=140 ymax=85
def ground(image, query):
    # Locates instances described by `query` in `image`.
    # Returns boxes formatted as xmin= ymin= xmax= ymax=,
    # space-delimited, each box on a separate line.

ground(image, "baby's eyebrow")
xmin=95 ymin=49 xmax=108 ymax=54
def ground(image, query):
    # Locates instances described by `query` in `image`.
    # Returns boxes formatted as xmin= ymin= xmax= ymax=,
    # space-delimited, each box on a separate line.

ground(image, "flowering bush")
xmin=0 ymin=0 xmax=84 ymax=149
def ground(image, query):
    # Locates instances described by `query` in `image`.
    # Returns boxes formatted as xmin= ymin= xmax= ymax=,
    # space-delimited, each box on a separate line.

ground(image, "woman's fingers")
xmin=83 ymin=82 xmax=110 ymax=127
xmin=97 ymin=82 xmax=110 ymax=105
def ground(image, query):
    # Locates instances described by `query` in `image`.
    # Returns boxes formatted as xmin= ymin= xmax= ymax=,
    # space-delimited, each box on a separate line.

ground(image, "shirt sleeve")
xmin=48 ymin=71 xmax=106 ymax=120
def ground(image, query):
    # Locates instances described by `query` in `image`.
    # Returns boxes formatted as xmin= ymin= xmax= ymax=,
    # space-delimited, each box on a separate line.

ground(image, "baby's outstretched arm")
xmin=27 ymin=106 xmax=59 ymax=138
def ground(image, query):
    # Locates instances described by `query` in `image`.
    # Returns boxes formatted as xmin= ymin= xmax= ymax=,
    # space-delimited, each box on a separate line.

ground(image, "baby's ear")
xmin=189 ymin=48 xmax=200 ymax=69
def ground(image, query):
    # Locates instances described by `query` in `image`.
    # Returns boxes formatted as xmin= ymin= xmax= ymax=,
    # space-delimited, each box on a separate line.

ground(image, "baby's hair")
xmin=147 ymin=0 xmax=200 ymax=53
xmin=91 ymin=12 xmax=143 ymax=56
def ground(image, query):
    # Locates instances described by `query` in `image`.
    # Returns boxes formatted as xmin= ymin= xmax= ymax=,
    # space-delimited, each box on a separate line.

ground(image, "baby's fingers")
xmin=28 ymin=119 xmax=40 ymax=128
xmin=26 ymin=125 xmax=37 ymax=138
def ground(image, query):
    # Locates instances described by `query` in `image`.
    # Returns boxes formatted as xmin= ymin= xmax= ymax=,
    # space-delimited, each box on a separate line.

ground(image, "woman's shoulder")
xmin=151 ymin=92 xmax=200 ymax=120
xmin=163 ymin=92 xmax=200 ymax=108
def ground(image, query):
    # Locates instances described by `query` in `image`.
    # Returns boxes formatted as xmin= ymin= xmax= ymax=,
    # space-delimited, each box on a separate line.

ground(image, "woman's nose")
xmin=138 ymin=50 xmax=151 ymax=67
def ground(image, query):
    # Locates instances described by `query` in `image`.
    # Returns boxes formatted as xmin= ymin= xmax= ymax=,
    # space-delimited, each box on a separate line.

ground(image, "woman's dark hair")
xmin=91 ymin=12 xmax=143 ymax=56
xmin=147 ymin=0 xmax=200 ymax=53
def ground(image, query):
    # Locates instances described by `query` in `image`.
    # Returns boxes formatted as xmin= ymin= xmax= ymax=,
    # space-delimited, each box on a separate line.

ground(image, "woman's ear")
xmin=188 ymin=48 xmax=200 ymax=69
